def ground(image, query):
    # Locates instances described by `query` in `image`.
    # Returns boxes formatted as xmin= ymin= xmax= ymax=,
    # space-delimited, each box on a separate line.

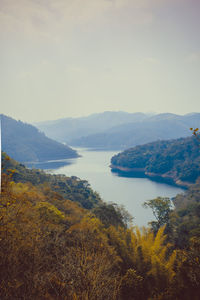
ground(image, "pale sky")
xmin=1 ymin=0 xmax=200 ymax=122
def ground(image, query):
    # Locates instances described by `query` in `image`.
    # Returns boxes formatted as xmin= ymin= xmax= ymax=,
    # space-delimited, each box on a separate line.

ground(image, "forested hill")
xmin=1 ymin=155 xmax=200 ymax=299
xmin=2 ymin=152 xmax=101 ymax=209
xmin=111 ymin=136 xmax=200 ymax=186
xmin=1 ymin=114 xmax=78 ymax=163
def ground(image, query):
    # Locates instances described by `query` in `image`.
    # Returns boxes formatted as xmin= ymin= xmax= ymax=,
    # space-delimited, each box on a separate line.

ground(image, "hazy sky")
xmin=1 ymin=0 xmax=200 ymax=122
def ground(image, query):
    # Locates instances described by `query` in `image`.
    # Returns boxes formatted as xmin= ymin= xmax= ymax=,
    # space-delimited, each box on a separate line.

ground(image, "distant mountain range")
xmin=35 ymin=111 xmax=148 ymax=144
xmin=35 ymin=111 xmax=200 ymax=150
xmin=1 ymin=114 xmax=78 ymax=163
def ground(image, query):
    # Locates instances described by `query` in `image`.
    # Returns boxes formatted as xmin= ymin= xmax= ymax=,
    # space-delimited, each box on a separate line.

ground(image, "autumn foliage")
xmin=1 ymin=154 xmax=200 ymax=299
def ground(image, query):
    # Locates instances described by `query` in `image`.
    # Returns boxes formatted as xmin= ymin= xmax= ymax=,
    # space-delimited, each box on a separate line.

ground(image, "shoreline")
xmin=110 ymin=164 xmax=190 ymax=189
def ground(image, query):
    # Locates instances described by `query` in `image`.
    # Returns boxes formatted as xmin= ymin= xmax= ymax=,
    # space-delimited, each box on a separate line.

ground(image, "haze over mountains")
xmin=35 ymin=111 xmax=200 ymax=150
xmin=35 ymin=111 xmax=148 ymax=143
xmin=1 ymin=114 xmax=78 ymax=163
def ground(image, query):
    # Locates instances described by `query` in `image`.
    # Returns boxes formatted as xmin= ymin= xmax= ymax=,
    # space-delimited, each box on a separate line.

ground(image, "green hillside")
xmin=2 ymin=152 xmax=101 ymax=209
xmin=111 ymin=136 xmax=200 ymax=186
xmin=1 ymin=114 xmax=78 ymax=163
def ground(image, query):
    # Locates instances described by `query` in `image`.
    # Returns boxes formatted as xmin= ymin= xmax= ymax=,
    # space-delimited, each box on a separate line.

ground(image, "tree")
xmin=93 ymin=202 xmax=133 ymax=228
xmin=190 ymin=127 xmax=200 ymax=142
xmin=143 ymin=197 xmax=172 ymax=233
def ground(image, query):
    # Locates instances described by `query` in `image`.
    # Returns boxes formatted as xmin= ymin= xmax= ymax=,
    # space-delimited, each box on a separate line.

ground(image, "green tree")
xmin=93 ymin=203 xmax=133 ymax=228
xmin=143 ymin=197 xmax=172 ymax=233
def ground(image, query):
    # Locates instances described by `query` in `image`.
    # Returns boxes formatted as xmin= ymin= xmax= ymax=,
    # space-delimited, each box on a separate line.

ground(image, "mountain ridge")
xmin=35 ymin=111 xmax=149 ymax=143
xmin=35 ymin=111 xmax=200 ymax=150
xmin=1 ymin=114 xmax=78 ymax=163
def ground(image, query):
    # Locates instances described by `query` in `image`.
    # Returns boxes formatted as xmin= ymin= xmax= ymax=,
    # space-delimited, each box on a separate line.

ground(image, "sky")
xmin=1 ymin=0 xmax=200 ymax=122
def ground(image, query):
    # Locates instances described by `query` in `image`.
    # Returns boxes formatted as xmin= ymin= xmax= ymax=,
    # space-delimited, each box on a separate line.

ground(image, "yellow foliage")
xmin=68 ymin=213 xmax=103 ymax=235
xmin=1 ymin=173 xmax=183 ymax=299
xmin=130 ymin=226 xmax=176 ymax=283
xmin=12 ymin=182 xmax=45 ymax=203
xmin=35 ymin=202 xmax=65 ymax=223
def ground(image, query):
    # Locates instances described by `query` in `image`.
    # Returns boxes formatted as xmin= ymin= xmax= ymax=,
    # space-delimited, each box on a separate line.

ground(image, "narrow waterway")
xmin=46 ymin=148 xmax=184 ymax=226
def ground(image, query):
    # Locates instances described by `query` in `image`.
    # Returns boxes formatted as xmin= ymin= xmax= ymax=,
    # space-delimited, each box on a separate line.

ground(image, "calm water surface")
xmin=49 ymin=148 xmax=184 ymax=227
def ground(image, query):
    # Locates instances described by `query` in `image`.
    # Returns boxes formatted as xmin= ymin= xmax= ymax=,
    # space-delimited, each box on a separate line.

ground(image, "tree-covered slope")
xmin=111 ymin=136 xmax=200 ymax=185
xmin=170 ymin=180 xmax=200 ymax=247
xmin=1 ymin=114 xmax=78 ymax=163
xmin=2 ymin=152 xmax=101 ymax=209
xmin=1 ymin=153 xmax=200 ymax=299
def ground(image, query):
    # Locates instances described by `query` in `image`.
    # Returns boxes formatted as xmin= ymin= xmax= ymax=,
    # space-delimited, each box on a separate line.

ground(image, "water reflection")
xmin=25 ymin=159 xmax=73 ymax=170
xmin=111 ymin=169 xmax=187 ymax=189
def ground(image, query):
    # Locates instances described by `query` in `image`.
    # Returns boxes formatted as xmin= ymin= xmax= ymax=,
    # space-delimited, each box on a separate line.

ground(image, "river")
xmin=42 ymin=148 xmax=184 ymax=227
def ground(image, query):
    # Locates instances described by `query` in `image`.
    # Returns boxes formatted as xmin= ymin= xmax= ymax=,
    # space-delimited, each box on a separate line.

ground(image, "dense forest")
xmin=2 ymin=152 xmax=101 ymax=210
xmin=1 ymin=152 xmax=200 ymax=299
xmin=1 ymin=114 xmax=78 ymax=163
xmin=111 ymin=136 xmax=200 ymax=186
